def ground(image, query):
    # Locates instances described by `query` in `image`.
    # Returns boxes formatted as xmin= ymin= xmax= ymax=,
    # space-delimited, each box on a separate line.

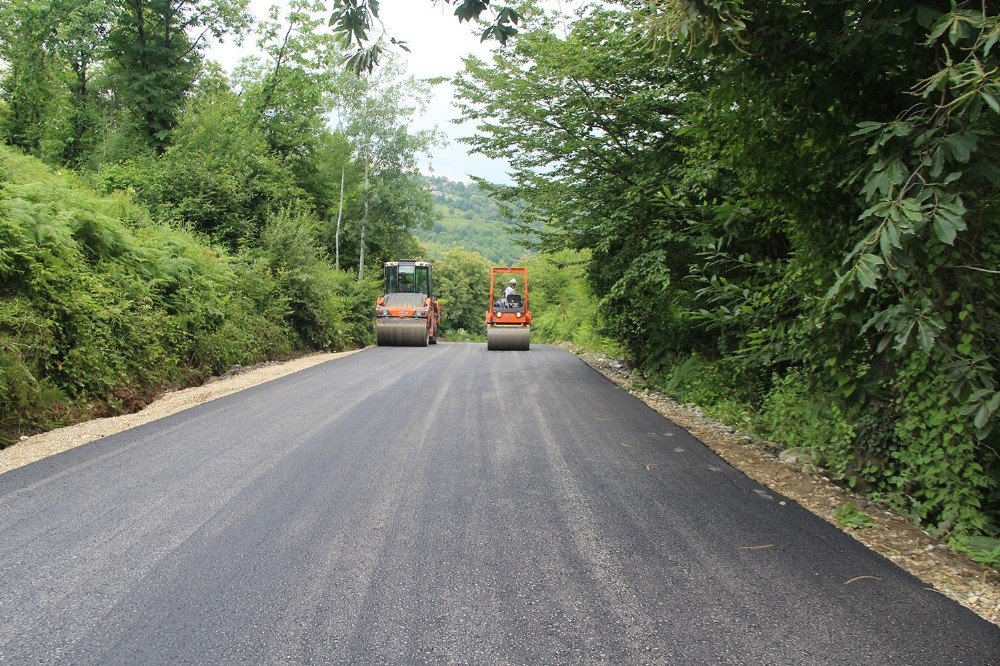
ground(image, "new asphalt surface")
xmin=0 ymin=343 xmax=997 ymax=663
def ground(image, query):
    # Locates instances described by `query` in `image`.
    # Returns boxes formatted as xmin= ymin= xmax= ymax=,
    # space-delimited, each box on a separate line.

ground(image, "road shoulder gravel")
xmin=558 ymin=342 xmax=1000 ymax=627
xmin=0 ymin=350 xmax=360 ymax=477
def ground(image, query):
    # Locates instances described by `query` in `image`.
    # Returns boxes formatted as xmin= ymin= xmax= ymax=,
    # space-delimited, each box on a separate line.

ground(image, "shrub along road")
xmin=0 ymin=344 xmax=996 ymax=662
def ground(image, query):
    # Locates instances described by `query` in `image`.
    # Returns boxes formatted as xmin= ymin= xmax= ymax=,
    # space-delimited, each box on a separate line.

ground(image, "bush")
xmin=526 ymin=249 xmax=622 ymax=355
xmin=430 ymin=247 xmax=492 ymax=334
xmin=0 ymin=147 xmax=368 ymax=446
xmin=652 ymin=353 xmax=755 ymax=430
xmin=891 ymin=351 xmax=994 ymax=538
xmin=755 ymin=369 xmax=855 ymax=477
xmin=256 ymin=210 xmax=378 ymax=350
xmin=97 ymin=92 xmax=301 ymax=250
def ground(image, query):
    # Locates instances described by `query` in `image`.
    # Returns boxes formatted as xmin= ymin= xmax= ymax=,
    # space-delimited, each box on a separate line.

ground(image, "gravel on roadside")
xmin=0 ymin=350 xmax=360 ymax=477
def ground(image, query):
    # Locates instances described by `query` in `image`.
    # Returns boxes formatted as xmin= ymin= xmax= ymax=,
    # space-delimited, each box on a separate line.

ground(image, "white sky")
xmin=206 ymin=0 xmax=513 ymax=183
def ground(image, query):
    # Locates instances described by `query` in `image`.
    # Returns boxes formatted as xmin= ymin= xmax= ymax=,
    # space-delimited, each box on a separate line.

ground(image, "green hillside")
xmin=0 ymin=147 xmax=374 ymax=446
xmin=418 ymin=176 xmax=531 ymax=265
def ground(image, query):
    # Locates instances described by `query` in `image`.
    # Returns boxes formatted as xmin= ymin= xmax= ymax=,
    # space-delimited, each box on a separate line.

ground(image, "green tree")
xmin=456 ymin=5 xmax=696 ymax=361
xmin=48 ymin=0 xmax=112 ymax=165
xmin=432 ymin=247 xmax=492 ymax=333
xmin=106 ymin=0 xmax=250 ymax=152
xmin=230 ymin=1 xmax=366 ymax=267
xmin=0 ymin=0 xmax=58 ymax=153
xmin=336 ymin=58 xmax=440 ymax=276
xmin=236 ymin=0 xmax=346 ymax=160
xmin=118 ymin=87 xmax=303 ymax=248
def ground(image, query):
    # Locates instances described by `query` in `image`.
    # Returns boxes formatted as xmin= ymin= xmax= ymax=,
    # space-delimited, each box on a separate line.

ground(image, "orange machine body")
xmin=375 ymin=260 xmax=441 ymax=346
xmin=486 ymin=266 xmax=531 ymax=351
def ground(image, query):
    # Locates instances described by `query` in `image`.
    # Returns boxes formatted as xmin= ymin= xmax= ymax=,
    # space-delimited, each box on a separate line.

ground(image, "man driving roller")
xmin=504 ymin=278 xmax=517 ymax=301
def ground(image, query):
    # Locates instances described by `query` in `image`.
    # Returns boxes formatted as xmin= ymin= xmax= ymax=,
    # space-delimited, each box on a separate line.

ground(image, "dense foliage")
xmin=429 ymin=246 xmax=493 ymax=336
xmin=0 ymin=0 xmax=437 ymax=443
xmin=0 ymin=147 xmax=377 ymax=446
xmin=525 ymin=249 xmax=621 ymax=354
xmin=457 ymin=0 xmax=1000 ymax=547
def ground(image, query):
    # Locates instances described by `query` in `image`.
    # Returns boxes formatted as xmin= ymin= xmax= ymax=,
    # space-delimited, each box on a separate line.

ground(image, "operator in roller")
xmin=504 ymin=278 xmax=517 ymax=300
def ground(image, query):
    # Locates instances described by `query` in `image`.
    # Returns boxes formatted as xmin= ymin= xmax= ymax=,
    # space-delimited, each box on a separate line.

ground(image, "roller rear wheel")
xmin=487 ymin=327 xmax=530 ymax=351
xmin=376 ymin=321 xmax=430 ymax=346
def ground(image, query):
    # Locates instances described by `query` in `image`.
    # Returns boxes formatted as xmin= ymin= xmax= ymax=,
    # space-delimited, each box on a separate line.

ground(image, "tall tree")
xmin=106 ymin=0 xmax=249 ymax=152
xmin=432 ymin=248 xmax=492 ymax=333
xmin=456 ymin=6 xmax=694 ymax=358
xmin=237 ymin=0 xmax=344 ymax=158
xmin=336 ymin=58 xmax=440 ymax=277
xmin=235 ymin=0 xmax=362 ymax=265
xmin=49 ymin=0 xmax=113 ymax=165
xmin=0 ymin=0 xmax=58 ymax=153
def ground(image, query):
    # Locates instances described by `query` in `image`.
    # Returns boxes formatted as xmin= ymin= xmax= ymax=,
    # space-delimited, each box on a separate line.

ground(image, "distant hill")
xmin=418 ymin=176 xmax=532 ymax=265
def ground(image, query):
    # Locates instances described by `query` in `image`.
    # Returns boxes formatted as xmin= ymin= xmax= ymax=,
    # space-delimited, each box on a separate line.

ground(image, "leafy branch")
xmin=329 ymin=0 xmax=523 ymax=73
xmin=825 ymin=4 xmax=999 ymax=441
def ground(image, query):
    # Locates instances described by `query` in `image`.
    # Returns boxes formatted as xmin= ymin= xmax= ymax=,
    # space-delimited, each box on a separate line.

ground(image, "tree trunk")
xmin=335 ymin=164 xmax=345 ymax=270
xmin=358 ymin=161 xmax=368 ymax=280
xmin=65 ymin=57 xmax=89 ymax=166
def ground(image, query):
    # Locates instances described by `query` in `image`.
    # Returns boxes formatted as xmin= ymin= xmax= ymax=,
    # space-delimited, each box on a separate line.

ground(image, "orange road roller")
xmin=375 ymin=260 xmax=441 ymax=346
xmin=486 ymin=266 xmax=531 ymax=351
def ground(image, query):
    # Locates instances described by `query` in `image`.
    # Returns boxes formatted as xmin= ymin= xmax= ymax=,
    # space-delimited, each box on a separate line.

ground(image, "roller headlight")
xmin=376 ymin=306 xmax=389 ymax=316
xmin=516 ymin=311 xmax=523 ymax=318
xmin=414 ymin=308 xmax=428 ymax=317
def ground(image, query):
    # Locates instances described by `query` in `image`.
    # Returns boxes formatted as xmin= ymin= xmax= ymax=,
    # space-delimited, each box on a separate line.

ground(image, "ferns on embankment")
xmin=0 ymin=147 xmax=373 ymax=446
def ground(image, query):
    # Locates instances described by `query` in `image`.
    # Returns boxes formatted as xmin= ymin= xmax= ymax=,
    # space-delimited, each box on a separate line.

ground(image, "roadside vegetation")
xmin=524 ymin=250 xmax=621 ymax=356
xmin=0 ymin=0 xmax=436 ymax=444
xmin=0 ymin=145 xmax=378 ymax=446
xmin=455 ymin=1 xmax=1000 ymax=558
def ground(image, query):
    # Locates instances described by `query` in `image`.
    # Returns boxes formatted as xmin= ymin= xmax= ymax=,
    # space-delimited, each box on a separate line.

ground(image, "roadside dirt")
xmin=0 ymin=350 xmax=359 ymax=477
xmin=559 ymin=342 xmax=1000 ymax=627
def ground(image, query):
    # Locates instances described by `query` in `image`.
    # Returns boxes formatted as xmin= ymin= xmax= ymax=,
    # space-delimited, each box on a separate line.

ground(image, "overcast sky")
xmin=206 ymin=0 xmax=513 ymax=183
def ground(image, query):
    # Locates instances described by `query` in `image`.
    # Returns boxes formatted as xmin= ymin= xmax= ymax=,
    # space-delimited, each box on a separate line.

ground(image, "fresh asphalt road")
xmin=0 ymin=344 xmax=997 ymax=664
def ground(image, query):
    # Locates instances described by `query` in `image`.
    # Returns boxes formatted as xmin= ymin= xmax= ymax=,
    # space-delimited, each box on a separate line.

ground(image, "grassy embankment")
xmin=0 ymin=148 xmax=374 ymax=447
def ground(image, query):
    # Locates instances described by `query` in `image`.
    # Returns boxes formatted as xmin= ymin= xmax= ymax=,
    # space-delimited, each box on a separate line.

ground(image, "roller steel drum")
xmin=487 ymin=326 xmax=530 ymax=351
xmin=376 ymin=319 xmax=429 ymax=346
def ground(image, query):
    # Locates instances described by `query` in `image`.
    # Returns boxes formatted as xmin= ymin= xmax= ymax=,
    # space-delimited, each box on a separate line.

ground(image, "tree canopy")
xmin=328 ymin=0 xmax=523 ymax=72
xmin=456 ymin=0 xmax=1000 ymax=543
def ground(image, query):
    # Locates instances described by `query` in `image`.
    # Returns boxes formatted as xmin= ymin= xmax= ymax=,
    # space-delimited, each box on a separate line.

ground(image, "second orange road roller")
xmin=486 ymin=266 xmax=531 ymax=351
xmin=375 ymin=260 xmax=441 ymax=346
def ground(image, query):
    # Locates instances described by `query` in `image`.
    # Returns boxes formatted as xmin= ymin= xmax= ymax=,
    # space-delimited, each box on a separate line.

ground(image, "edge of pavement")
xmin=0 ymin=349 xmax=362 ymax=477
xmin=556 ymin=341 xmax=1000 ymax=628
